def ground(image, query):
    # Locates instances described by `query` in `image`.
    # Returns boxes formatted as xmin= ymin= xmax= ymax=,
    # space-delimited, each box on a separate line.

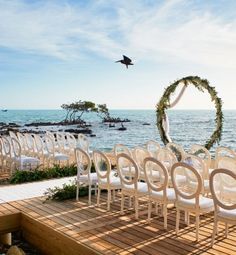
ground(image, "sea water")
xmin=0 ymin=110 xmax=235 ymax=152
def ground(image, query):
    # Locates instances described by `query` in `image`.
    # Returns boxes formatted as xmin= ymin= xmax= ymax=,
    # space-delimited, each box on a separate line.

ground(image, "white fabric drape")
xmin=162 ymin=83 xmax=187 ymax=142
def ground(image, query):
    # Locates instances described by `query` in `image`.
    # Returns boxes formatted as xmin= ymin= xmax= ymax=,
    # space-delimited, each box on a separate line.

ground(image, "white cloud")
xmin=0 ymin=0 xmax=235 ymax=69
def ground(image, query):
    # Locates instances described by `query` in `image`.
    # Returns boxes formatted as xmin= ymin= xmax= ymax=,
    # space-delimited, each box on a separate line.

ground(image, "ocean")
xmin=0 ymin=110 xmax=235 ymax=152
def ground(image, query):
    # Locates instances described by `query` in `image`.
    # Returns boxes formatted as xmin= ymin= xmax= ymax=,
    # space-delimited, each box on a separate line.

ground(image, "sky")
xmin=0 ymin=0 xmax=236 ymax=110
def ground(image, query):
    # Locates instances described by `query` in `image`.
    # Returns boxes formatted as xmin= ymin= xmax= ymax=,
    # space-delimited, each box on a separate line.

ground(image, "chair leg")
xmin=163 ymin=204 xmax=168 ymax=230
xmin=113 ymin=190 xmax=115 ymax=201
xmin=155 ymin=202 xmax=158 ymax=215
xmin=88 ymin=184 xmax=91 ymax=205
xmin=211 ymin=217 xmax=218 ymax=247
xmin=121 ymin=193 xmax=125 ymax=215
xmin=196 ymin=215 xmax=200 ymax=242
xmin=107 ymin=189 xmax=111 ymax=211
xmin=176 ymin=209 xmax=180 ymax=235
xmin=76 ymin=182 xmax=79 ymax=201
xmin=129 ymin=196 xmax=132 ymax=208
xmin=135 ymin=196 xmax=139 ymax=219
xmin=97 ymin=187 xmax=101 ymax=207
xmin=225 ymin=223 xmax=228 ymax=238
xmin=148 ymin=200 xmax=152 ymax=222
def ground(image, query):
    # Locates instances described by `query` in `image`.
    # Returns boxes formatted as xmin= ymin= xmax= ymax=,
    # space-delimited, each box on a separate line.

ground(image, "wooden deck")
xmin=0 ymin=193 xmax=235 ymax=255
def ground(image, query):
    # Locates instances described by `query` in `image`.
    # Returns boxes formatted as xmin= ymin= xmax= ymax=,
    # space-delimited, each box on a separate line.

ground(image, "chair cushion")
xmin=54 ymin=153 xmax=69 ymax=161
xmin=123 ymin=182 xmax=148 ymax=194
xmin=15 ymin=156 xmax=40 ymax=164
xmin=100 ymin=176 xmax=121 ymax=187
xmin=150 ymin=188 xmax=176 ymax=202
xmin=218 ymin=208 xmax=236 ymax=220
xmin=177 ymin=196 xmax=214 ymax=210
xmin=78 ymin=172 xmax=98 ymax=184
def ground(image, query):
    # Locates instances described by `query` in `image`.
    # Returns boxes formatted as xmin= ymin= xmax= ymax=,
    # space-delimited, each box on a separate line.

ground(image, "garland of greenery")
xmin=156 ymin=76 xmax=223 ymax=150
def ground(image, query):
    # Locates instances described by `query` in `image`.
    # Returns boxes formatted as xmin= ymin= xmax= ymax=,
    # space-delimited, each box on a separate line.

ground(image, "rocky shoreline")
xmin=0 ymin=118 xmax=132 ymax=137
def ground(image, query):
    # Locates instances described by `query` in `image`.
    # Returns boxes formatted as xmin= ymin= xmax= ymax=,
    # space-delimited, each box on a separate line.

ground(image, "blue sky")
xmin=0 ymin=0 xmax=236 ymax=109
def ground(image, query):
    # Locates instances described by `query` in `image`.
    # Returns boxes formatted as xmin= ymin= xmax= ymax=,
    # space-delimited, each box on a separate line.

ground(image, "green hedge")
xmin=44 ymin=182 xmax=89 ymax=202
xmin=10 ymin=164 xmax=96 ymax=184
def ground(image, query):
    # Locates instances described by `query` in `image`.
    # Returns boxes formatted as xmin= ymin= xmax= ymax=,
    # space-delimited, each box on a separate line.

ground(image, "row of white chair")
xmin=0 ymin=132 xmax=90 ymax=173
xmin=75 ymin=146 xmax=236 ymax=246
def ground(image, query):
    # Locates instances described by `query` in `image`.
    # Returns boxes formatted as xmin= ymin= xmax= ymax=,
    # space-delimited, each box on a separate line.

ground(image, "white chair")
xmin=9 ymin=131 xmax=18 ymax=140
xmin=146 ymin=140 xmax=161 ymax=158
xmin=78 ymin=134 xmax=90 ymax=153
xmin=32 ymin=134 xmax=49 ymax=166
xmin=133 ymin=147 xmax=150 ymax=180
xmin=1 ymin=136 xmax=13 ymax=171
xmin=189 ymin=144 xmax=211 ymax=173
xmin=75 ymin=148 xmax=98 ymax=204
xmin=144 ymin=157 xmax=175 ymax=229
xmin=93 ymin=150 xmax=121 ymax=211
xmin=24 ymin=133 xmax=36 ymax=157
xmin=171 ymin=162 xmax=214 ymax=241
xmin=17 ymin=132 xmax=28 ymax=155
xmin=156 ymin=148 xmax=177 ymax=172
xmin=11 ymin=137 xmax=40 ymax=171
xmin=183 ymin=153 xmax=210 ymax=195
xmin=114 ymin=144 xmax=132 ymax=157
xmin=216 ymin=157 xmax=236 ymax=200
xmin=166 ymin=142 xmax=185 ymax=162
xmin=210 ymin=168 xmax=236 ymax=246
xmin=45 ymin=135 xmax=69 ymax=166
xmin=117 ymin=153 xmax=148 ymax=219
xmin=156 ymin=148 xmax=178 ymax=186
xmin=215 ymin=146 xmax=236 ymax=168
xmin=0 ymin=138 xmax=5 ymax=171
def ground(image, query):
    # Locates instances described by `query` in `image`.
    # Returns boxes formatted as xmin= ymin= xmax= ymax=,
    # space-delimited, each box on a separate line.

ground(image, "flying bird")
xmin=116 ymin=55 xmax=133 ymax=69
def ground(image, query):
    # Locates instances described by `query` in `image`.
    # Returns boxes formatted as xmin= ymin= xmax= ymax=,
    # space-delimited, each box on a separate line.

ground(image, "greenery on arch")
xmin=156 ymin=76 xmax=223 ymax=150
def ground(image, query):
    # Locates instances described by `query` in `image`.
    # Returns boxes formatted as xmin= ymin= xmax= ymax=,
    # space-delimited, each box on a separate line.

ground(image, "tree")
xmin=96 ymin=104 xmax=110 ymax=120
xmin=61 ymin=100 xmax=97 ymax=123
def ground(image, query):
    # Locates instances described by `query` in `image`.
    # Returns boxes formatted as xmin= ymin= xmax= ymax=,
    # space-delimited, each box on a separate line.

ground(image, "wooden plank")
xmin=21 ymin=214 xmax=102 ymax=255
xmin=6 ymin=193 xmax=236 ymax=255
xmin=0 ymin=213 xmax=21 ymax=234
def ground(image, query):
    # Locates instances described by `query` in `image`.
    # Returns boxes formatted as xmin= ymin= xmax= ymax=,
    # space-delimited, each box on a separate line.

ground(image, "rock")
xmin=8 ymin=123 xmax=20 ymax=127
xmin=7 ymin=245 xmax=25 ymax=255
xmin=142 ymin=123 xmax=151 ymax=126
xmin=64 ymin=129 xmax=92 ymax=134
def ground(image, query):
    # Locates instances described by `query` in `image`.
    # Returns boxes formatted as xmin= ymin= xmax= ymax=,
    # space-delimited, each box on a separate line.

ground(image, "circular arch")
xmin=156 ymin=76 xmax=223 ymax=150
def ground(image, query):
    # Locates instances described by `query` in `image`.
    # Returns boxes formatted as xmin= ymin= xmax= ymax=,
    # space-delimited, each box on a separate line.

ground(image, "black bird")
xmin=116 ymin=55 xmax=133 ymax=68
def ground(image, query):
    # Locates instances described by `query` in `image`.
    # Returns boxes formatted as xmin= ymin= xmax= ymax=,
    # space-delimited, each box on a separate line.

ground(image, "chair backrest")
xmin=45 ymin=135 xmax=55 ymax=155
xmin=189 ymin=144 xmax=211 ymax=170
xmin=114 ymin=144 xmax=132 ymax=157
xmin=156 ymin=148 xmax=177 ymax=171
xmin=9 ymin=131 xmax=18 ymax=140
xmin=32 ymin=134 xmax=44 ymax=153
xmin=56 ymin=132 xmax=66 ymax=150
xmin=93 ymin=150 xmax=111 ymax=184
xmin=166 ymin=142 xmax=185 ymax=161
xmin=144 ymin=157 xmax=168 ymax=193
xmin=24 ymin=133 xmax=35 ymax=153
xmin=11 ymin=137 xmax=22 ymax=158
xmin=171 ymin=162 xmax=203 ymax=202
xmin=117 ymin=153 xmax=139 ymax=188
xmin=217 ymin=157 xmax=236 ymax=174
xmin=215 ymin=147 xmax=236 ymax=168
xmin=183 ymin=153 xmax=208 ymax=180
xmin=78 ymin=134 xmax=89 ymax=153
xmin=1 ymin=136 xmax=11 ymax=157
xmin=210 ymin=168 xmax=236 ymax=211
xmin=133 ymin=147 xmax=150 ymax=171
xmin=75 ymin=148 xmax=92 ymax=178
xmin=66 ymin=133 xmax=77 ymax=149
xmin=17 ymin=132 xmax=27 ymax=152
xmin=146 ymin=140 xmax=161 ymax=158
